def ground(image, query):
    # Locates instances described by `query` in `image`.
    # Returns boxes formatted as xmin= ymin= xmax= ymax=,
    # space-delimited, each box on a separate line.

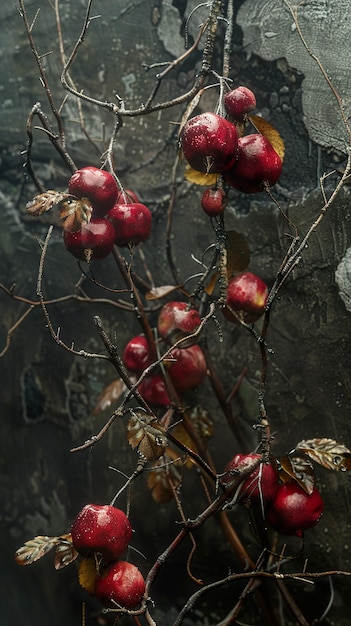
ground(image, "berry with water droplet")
xmin=201 ymin=187 xmax=227 ymax=217
xmin=158 ymin=301 xmax=201 ymax=345
xmin=224 ymin=134 xmax=282 ymax=193
xmin=108 ymin=202 xmax=152 ymax=246
xmin=223 ymin=271 xmax=268 ymax=324
xmin=266 ymin=482 xmax=324 ymax=536
xmin=123 ymin=335 xmax=152 ymax=374
xmin=71 ymin=504 xmax=132 ymax=561
xmin=95 ymin=560 xmax=145 ymax=609
xmin=224 ymin=86 xmax=257 ymax=120
xmin=181 ymin=112 xmax=238 ymax=174
xmin=222 ymin=453 xmax=278 ymax=506
xmin=63 ymin=216 xmax=116 ymax=260
xmin=68 ymin=166 xmax=119 ymax=216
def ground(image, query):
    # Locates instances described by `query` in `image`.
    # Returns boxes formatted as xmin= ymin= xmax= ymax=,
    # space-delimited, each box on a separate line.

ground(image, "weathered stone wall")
xmin=1 ymin=2 xmax=351 ymax=624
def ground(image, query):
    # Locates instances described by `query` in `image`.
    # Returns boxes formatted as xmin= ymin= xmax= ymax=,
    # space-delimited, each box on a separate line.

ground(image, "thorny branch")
xmin=174 ymin=568 xmax=351 ymax=626
xmin=6 ymin=1 xmax=351 ymax=625
xmin=36 ymin=226 xmax=109 ymax=359
xmin=60 ymin=0 xmax=223 ymax=117
xmin=255 ymin=2 xmax=351 ymax=447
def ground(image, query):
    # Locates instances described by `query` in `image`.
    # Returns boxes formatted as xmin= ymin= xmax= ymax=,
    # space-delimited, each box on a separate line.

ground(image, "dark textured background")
xmin=1 ymin=1 xmax=351 ymax=624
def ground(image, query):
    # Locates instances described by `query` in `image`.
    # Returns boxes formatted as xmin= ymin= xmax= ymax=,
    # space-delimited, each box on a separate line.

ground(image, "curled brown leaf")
xmin=295 ymin=438 xmax=351 ymax=472
xmin=127 ymin=411 xmax=168 ymax=461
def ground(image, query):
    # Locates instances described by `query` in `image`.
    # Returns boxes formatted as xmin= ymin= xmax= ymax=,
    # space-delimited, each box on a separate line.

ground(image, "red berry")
xmin=222 ymin=453 xmax=278 ymax=506
xmin=68 ymin=166 xmax=119 ymax=216
xmin=63 ymin=217 xmax=116 ymax=261
xmin=201 ymin=187 xmax=227 ymax=217
xmin=63 ymin=229 xmax=85 ymax=260
xmin=181 ymin=112 xmax=238 ymax=174
xmin=138 ymin=374 xmax=170 ymax=406
xmin=158 ymin=301 xmax=201 ymax=345
xmin=81 ymin=217 xmax=116 ymax=254
xmin=266 ymin=482 xmax=324 ymax=536
xmin=71 ymin=504 xmax=133 ymax=561
xmin=167 ymin=345 xmax=207 ymax=392
xmin=122 ymin=335 xmax=152 ymax=374
xmin=223 ymin=134 xmax=282 ymax=193
xmin=108 ymin=202 xmax=152 ymax=246
xmin=224 ymin=86 xmax=257 ymax=120
xmin=223 ymin=271 xmax=268 ymax=324
xmin=95 ymin=560 xmax=145 ymax=609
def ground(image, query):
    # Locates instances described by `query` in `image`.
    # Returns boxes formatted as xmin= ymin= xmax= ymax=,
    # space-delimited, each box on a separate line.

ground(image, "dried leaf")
xmin=93 ymin=378 xmax=127 ymax=416
xmin=126 ymin=411 xmax=168 ymax=461
xmin=205 ymin=230 xmax=250 ymax=295
xmin=78 ymin=558 xmax=97 ymax=595
xmin=184 ymin=163 xmax=218 ymax=186
xmin=171 ymin=423 xmax=195 ymax=468
xmin=54 ymin=535 xmax=79 ymax=570
xmin=26 ymin=191 xmax=72 ymax=216
xmin=147 ymin=455 xmax=183 ymax=503
xmin=279 ymin=455 xmax=315 ymax=494
xmin=295 ymin=438 xmax=351 ymax=472
xmin=145 ymin=285 xmax=181 ymax=301
xmin=15 ymin=535 xmax=61 ymax=566
xmin=249 ymin=115 xmax=285 ymax=161
xmin=26 ymin=190 xmax=93 ymax=232
xmin=59 ymin=197 xmax=93 ymax=232
xmin=188 ymin=405 xmax=214 ymax=443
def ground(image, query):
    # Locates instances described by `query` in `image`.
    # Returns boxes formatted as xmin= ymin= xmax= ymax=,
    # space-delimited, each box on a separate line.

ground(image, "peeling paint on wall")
xmin=335 ymin=247 xmax=351 ymax=312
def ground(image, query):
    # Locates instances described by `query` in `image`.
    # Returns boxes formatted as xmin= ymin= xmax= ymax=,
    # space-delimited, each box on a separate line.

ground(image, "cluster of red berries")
xmin=122 ymin=272 xmax=269 ymax=406
xmin=223 ymin=453 xmax=324 ymax=536
xmin=63 ymin=166 xmax=152 ymax=260
xmin=181 ymin=86 xmax=282 ymax=218
xmin=123 ymin=301 xmax=206 ymax=406
xmin=71 ymin=503 xmax=145 ymax=609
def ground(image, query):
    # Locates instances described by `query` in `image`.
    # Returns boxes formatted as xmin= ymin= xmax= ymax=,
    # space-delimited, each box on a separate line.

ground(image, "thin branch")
xmin=174 ymin=569 xmax=351 ymax=626
xmin=223 ymin=0 xmax=234 ymax=78
xmin=282 ymin=0 xmax=351 ymax=144
xmin=0 ymin=305 xmax=34 ymax=358
xmin=143 ymin=20 xmax=209 ymax=110
xmin=60 ymin=0 xmax=223 ymax=117
xmin=35 ymin=227 xmax=109 ymax=359
xmin=19 ymin=0 xmax=65 ymax=144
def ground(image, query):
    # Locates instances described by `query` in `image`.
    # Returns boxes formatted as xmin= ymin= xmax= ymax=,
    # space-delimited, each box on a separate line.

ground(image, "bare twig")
xmin=0 ymin=305 xmax=34 ymax=358
xmin=35 ymin=227 xmax=109 ymax=359
xmin=60 ymin=0 xmax=223 ymax=117
xmin=174 ymin=569 xmax=351 ymax=626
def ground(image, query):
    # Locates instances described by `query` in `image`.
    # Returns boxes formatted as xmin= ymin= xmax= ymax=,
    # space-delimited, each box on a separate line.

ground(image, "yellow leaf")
xmin=78 ymin=558 xmax=97 ymax=595
xmin=249 ymin=115 xmax=285 ymax=161
xmin=171 ymin=422 xmax=196 ymax=468
xmin=184 ymin=163 xmax=218 ymax=186
xmin=171 ymin=407 xmax=214 ymax=468
xmin=147 ymin=454 xmax=183 ymax=502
